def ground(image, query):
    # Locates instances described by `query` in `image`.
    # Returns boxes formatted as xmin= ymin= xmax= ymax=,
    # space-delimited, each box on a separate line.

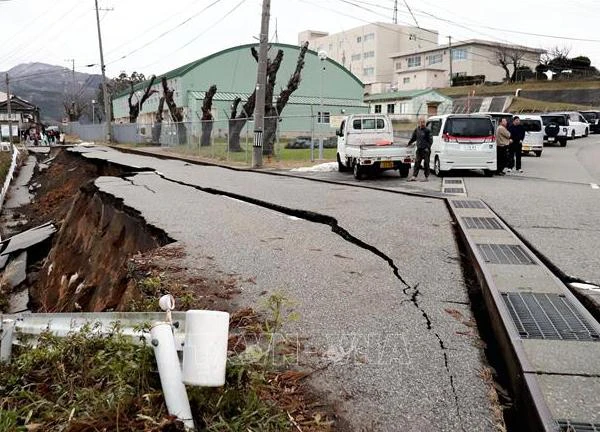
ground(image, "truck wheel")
xmin=434 ymin=157 xmax=445 ymax=177
xmin=534 ymin=150 xmax=542 ymax=157
xmin=484 ymin=169 xmax=494 ymax=177
xmin=337 ymin=153 xmax=348 ymax=172
xmin=353 ymin=161 xmax=362 ymax=180
xmin=399 ymin=164 xmax=410 ymax=178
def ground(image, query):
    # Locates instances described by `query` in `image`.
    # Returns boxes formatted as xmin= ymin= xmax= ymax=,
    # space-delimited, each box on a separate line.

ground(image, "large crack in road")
xmin=144 ymin=170 xmax=466 ymax=427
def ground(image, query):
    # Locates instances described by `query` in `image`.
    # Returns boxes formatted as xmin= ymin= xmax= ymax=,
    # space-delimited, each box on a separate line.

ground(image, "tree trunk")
xmin=152 ymin=96 xmax=165 ymax=144
xmin=176 ymin=122 xmax=187 ymax=146
xmin=200 ymin=85 xmax=217 ymax=147
xmin=128 ymin=75 xmax=157 ymax=123
xmin=228 ymin=118 xmax=246 ymax=152
xmin=263 ymin=107 xmax=278 ymax=155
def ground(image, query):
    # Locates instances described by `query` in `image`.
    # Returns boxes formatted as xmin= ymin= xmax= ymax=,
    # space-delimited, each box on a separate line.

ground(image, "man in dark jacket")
xmin=407 ymin=118 xmax=433 ymax=182
xmin=507 ymin=116 xmax=526 ymax=173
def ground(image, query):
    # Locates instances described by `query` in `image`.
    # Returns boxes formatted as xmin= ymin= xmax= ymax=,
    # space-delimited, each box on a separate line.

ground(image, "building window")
xmin=317 ymin=111 xmax=330 ymax=124
xmin=428 ymin=53 xmax=443 ymax=65
xmin=451 ymin=48 xmax=467 ymax=60
xmin=399 ymin=103 xmax=408 ymax=114
xmin=357 ymin=36 xmax=362 ymax=43
xmin=387 ymin=103 xmax=395 ymax=114
xmin=403 ymin=77 xmax=410 ymax=84
xmin=328 ymin=43 xmax=333 ymax=51
xmin=363 ymin=50 xmax=375 ymax=59
xmin=351 ymin=53 xmax=361 ymax=61
xmin=374 ymin=104 xmax=382 ymax=113
xmin=363 ymin=67 xmax=374 ymax=76
xmin=364 ymin=33 xmax=375 ymax=41
xmin=395 ymin=61 xmax=402 ymax=70
xmin=407 ymin=55 xmax=421 ymax=68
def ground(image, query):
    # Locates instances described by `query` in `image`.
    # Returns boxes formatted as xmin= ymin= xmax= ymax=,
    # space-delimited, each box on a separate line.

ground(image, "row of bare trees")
xmin=122 ymin=42 xmax=309 ymax=155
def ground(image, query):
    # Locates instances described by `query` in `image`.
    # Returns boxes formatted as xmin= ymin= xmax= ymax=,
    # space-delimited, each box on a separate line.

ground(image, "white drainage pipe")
xmin=151 ymin=322 xmax=195 ymax=430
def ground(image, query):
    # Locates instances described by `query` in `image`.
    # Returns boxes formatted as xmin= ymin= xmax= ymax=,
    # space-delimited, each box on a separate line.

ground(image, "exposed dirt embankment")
xmin=30 ymin=181 xmax=173 ymax=312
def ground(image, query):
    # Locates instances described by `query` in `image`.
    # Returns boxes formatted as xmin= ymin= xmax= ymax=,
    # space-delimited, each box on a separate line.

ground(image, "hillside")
xmin=1 ymin=63 xmax=102 ymax=122
xmin=438 ymin=79 xmax=600 ymax=98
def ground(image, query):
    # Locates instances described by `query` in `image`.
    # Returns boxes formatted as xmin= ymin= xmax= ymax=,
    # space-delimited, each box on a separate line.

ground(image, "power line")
xmin=105 ymin=0 xmax=225 ymax=66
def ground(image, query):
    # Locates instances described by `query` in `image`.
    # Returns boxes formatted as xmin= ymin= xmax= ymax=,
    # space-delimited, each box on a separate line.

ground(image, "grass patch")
xmin=438 ymin=79 xmax=600 ymax=97
xmin=508 ymin=97 xmax=590 ymax=113
xmin=0 ymin=150 xmax=13 ymax=187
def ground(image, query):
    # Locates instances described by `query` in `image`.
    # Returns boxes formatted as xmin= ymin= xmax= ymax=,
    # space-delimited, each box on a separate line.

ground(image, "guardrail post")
xmin=0 ymin=319 xmax=15 ymax=362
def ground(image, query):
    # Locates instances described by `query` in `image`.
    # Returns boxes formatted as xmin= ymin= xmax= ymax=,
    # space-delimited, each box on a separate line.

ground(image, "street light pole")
xmin=318 ymin=50 xmax=327 ymax=160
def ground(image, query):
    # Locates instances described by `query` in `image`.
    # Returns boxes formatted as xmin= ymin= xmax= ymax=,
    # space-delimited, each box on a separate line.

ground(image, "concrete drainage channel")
xmin=448 ymin=198 xmax=600 ymax=432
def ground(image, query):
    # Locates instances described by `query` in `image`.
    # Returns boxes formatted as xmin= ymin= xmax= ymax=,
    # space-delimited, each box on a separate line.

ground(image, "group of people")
xmin=495 ymin=116 xmax=525 ymax=175
xmin=405 ymin=116 xmax=527 ymax=181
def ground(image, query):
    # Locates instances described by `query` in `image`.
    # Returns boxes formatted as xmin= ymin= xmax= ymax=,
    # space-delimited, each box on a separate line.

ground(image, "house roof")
xmin=390 ymin=38 xmax=546 ymax=59
xmin=115 ymin=42 xmax=364 ymax=99
xmin=364 ymin=89 xmax=450 ymax=102
xmin=190 ymin=91 xmax=366 ymax=108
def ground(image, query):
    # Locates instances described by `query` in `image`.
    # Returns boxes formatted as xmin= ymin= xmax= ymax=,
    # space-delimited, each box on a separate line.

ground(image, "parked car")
xmin=518 ymin=115 xmax=544 ymax=157
xmin=550 ymin=111 xmax=589 ymax=139
xmin=336 ymin=114 xmax=414 ymax=179
xmin=285 ymin=136 xmax=312 ymax=149
xmin=540 ymin=114 xmax=569 ymax=147
xmin=426 ymin=114 xmax=497 ymax=177
xmin=580 ymin=111 xmax=600 ymax=134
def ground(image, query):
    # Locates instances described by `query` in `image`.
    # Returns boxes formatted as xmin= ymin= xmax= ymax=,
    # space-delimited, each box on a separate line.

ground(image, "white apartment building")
xmin=390 ymin=39 xmax=545 ymax=91
xmin=299 ymin=23 xmax=439 ymax=94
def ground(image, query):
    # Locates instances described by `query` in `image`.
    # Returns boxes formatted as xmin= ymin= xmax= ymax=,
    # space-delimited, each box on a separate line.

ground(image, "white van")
xmin=552 ymin=111 xmax=590 ymax=139
xmin=426 ymin=114 xmax=497 ymax=177
xmin=519 ymin=115 xmax=544 ymax=157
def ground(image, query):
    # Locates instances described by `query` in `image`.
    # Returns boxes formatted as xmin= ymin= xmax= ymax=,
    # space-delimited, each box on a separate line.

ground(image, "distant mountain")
xmin=1 ymin=63 xmax=102 ymax=123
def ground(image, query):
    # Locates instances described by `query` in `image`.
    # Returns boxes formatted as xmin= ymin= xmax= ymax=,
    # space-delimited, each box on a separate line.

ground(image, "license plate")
xmin=548 ymin=137 xmax=555 ymax=142
xmin=523 ymin=146 xmax=531 ymax=151
xmin=463 ymin=145 xmax=478 ymax=151
xmin=380 ymin=161 xmax=394 ymax=169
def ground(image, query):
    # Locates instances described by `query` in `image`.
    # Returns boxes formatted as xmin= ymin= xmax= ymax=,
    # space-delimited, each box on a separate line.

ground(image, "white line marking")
xmin=591 ymin=183 xmax=599 ymax=189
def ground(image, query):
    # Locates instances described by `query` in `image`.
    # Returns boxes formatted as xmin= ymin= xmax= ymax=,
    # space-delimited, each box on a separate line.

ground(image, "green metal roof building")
xmin=111 ymin=43 xmax=367 ymax=136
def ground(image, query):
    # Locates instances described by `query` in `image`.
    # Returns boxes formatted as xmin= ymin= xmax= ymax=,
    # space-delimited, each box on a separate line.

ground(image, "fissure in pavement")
xmin=151 ymin=171 xmax=466 ymax=426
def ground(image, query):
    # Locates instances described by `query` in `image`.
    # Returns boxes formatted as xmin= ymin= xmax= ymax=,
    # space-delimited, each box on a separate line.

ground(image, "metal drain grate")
xmin=444 ymin=188 xmax=465 ymax=194
xmin=557 ymin=420 xmax=600 ymax=431
xmin=445 ymin=179 xmax=463 ymax=184
xmin=463 ymin=217 xmax=504 ymax=230
xmin=502 ymin=293 xmax=600 ymax=341
xmin=477 ymin=243 xmax=536 ymax=265
xmin=452 ymin=200 xmax=485 ymax=209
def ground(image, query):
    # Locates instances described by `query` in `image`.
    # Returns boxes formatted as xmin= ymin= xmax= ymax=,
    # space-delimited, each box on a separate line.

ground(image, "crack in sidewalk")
xmin=148 ymin=171 xmax=465 ymax=427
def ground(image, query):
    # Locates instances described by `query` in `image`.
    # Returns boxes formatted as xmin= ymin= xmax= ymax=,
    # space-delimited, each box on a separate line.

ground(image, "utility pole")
xmin=448 ymin=36 xmax=453 ymax=87
xmin=95 ymin=0 xmax=111 ymax=142
xmin=393 ymin=0 xmax=398 ymax=24
xmin=252 ymin=0 xmax=271 ymax=168
xmin=5 ymin=74 xmax=14 ymax=144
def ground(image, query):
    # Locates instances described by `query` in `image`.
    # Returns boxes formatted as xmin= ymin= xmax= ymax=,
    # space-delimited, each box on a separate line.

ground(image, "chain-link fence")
xmin=65 ymin=113 xmax=442 ymax=164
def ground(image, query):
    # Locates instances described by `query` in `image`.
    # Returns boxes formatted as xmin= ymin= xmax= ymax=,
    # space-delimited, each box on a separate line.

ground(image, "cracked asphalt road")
xmin=72 ymin=146 xmax=498 ymax=431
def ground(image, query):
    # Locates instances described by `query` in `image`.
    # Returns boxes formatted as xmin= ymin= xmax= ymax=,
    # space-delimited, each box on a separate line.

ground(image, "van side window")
xmin=353 ymin=119 xmax=362 ymax=130
xmin=352 ymin=118 xmax=386 ymax=130
xmin=427 ymin=120 xmax=442 ymax=135
xmin=376 ymin=119 xmax=385 ymax=129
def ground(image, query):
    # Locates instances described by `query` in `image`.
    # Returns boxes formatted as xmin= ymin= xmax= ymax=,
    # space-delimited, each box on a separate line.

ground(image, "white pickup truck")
xmin=336 ymin=114 xmax=414 ymax=180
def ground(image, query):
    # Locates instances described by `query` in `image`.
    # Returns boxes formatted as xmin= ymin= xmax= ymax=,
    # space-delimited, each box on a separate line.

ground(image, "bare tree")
xmin=151 ymin=95 xmax=165 ymax=143
xmin=128 ymin=75 xmax=157 ymax=123
xmin=228 ymin=42 xmax=309 ymax=155
xmin=264 ymin=41 xmax=309 ymax=155
xmin=161 ymin=76 xmax=187 ymax=145
xmin=492 ymin=46 xmax=529 ymax=82
xmin=492 ymin=46 xmax=512 ymax=82
xmin=63 ymin=98 xmax=89 ymax=122
xmin=200 ymin=85 xmax=217 ymax=147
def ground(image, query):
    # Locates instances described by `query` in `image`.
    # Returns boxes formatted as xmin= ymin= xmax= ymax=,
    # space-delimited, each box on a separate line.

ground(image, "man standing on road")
xmin=407 ymin=118 xmax=433 ymax=182
xmin=495 ymin=118 xmax=511 ymax=175
xmin=508 ymin=116 xmax=526 ymax=173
